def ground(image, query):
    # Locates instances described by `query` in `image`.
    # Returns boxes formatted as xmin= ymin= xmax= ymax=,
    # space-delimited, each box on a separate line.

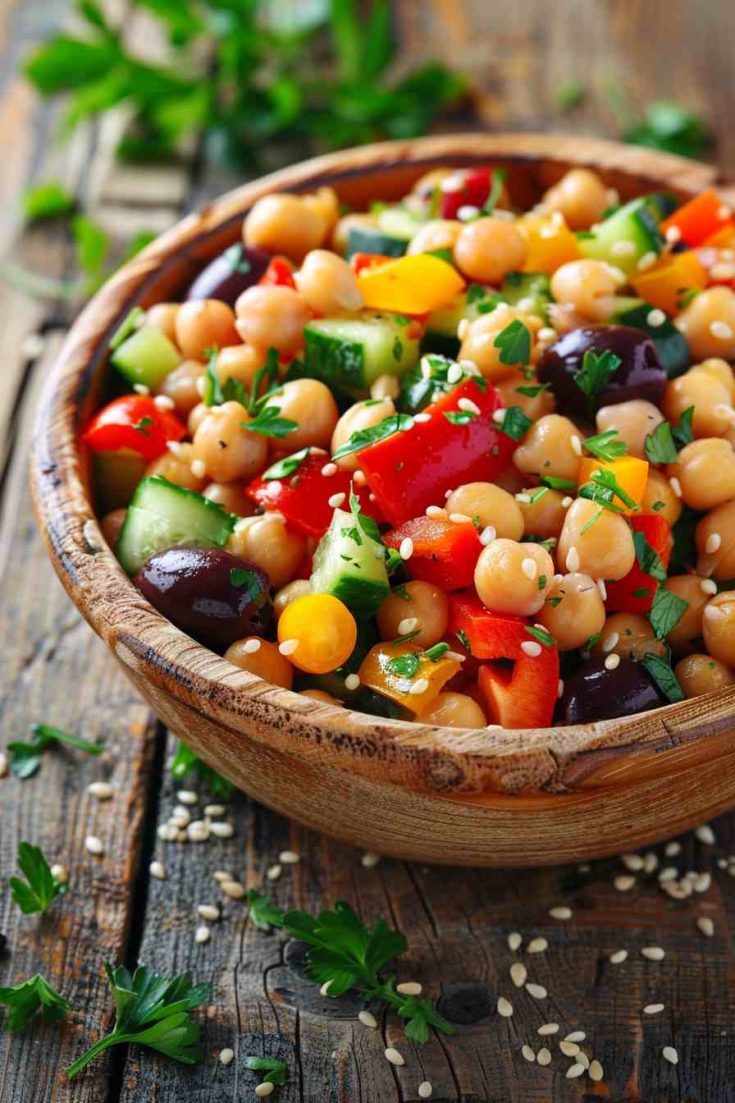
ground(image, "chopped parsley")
xmin=456 ymin=629 xmax=471 ymax=651
xmin=0 ymin=974 xmax=71 ymax=1031
xmin=133 ymin=415 xmax=154 ymax=436
xmin=8 ymin=723 xmax=102 ymax=780
xmin=229 ymin=567 xmax=261 ymax=601
xmin=579 ymin=507 xmax=604 ymax=535
xmin=243 ymin=405 xmax=297 ymax=439
xmin=444 ymin=409 xmax=477 ymax=425
xmin=583 ymin=429 xmax=628 ymax=462
xmin=579 ymin=467 xmax=638 ymax=513
xmin=333 ymin=413 xmax=414 ymax=460
xmin=245 ymin=1056 xmax=288 ymax=1090
xmin=645 ymin=406 xmax=695 ymax=463
xmin=633 ymin=531 xmax=667 ymax=581
xmin=493 ymin=319 xmax=531 ymax=368
xmin=573 ymin=349 xmax=621 ymax=403
xmin=525 ymin=625 xmax=556 ymax=648
xmin=262 ymin=448 xmax=310 ymax=481
xmin=497 ymin=406 xmax=533 ymax=441
xmin=515 ymin=382 xmax=550 ymax=398
xmin=540 ymin=475 xmax=576 ymax=491
xmin=648 ymin=586 xmax=689 ymax=639
xmin=642 ymin=652 xmax=685 ymax=702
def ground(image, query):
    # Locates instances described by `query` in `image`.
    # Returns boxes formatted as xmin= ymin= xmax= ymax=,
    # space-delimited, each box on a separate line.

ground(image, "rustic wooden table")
xmin=2 ymin=2 xmax=735 ymax=1100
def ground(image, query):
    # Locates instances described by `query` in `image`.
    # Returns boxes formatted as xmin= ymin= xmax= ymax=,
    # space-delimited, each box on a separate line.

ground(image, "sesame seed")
xmin=85 ymin=835 xmax=104 ymax=856
xmin=566 ymin=1063 xmax=585 ymax=1079
xmin=565 ymin=546 xmax=580 ymax=572
xmin=480 ymin=525 xmax=497 ymax=545
xmin=358 ymin=1010 xmax=378 ymax=1028
xmin=549 ymin=905 xmax=572 ymax=920
xmin=157 ymin=824 xmax=178 ymax=841
xmin=194 ymin=925 xmax=210 ymax=944
xmin=637 ymin=251 xmax=657 ymax=271
xmin=521 ymin=557 xmax=538 ymax=580
xmin=456 ymin=319 xmax=469 ymax=341
xmin=711 ymin=263 xmax=735 ymax=281
xmin=191 ymin=459 xmax=207 ymax=479
xmin=643 ymin=850 xmax=658 ymax=873
xmin=596 ymin=578 xmax=607 ymax=599
xmin=557 ymin=678 xmax=565 ymax=698
xmin=605 ymin=653 xmax=621 ymax=671
xmin=321 ymin=462 xmax=337 ymax=477
xmin=537 ymin=1022 xmax=559 ymax=1036
xmin=177 ymin=790 xmax=198 ymax=805
xmin=644 ymin=1003 xmax=664 ymax=1014
xmin=418 ymin=1082 xmax=433 ymax=1099
xmin=705 ymin=532 xmax=722 ymax=554
xmin=210 ymin=822 xmax=234 ymax=838
xmin=665 ymin=840 xmax=682 ymax=856
xmin=589 ymin=1059 xmax=604 ymax=1082
xmin=665 ymin=225 xmax=682 ymax=243
xmin=447 ymin=362 xmax=464 ymax=384
xmin=445 ymin=650 xmax=467 ymax=663
xmin=560 ymin=1040 xmax=580 ymax=1057
xmin=520 ymin=640 xmax=542 ymax=658
xmin=167 ymin=440 xmax=184 ymax=456
xmin=409 ymin=678 xmax=430 ymax=696
xmin=696 ymin=824 xmax=716 ymax=844
xmin=522 ymin=1045 xmax=536 ymax=1062
xmin=221 ymin=880 xmax=246 ymax=899
xmin=507 ymin=931 xmax=522 ymax=952
xmin=398 ymin=617 xmax=418 ymax=635
xmin=198 ymin=904 xmax=221 ymax=923
xmin=213 ymin=870 xmax=232 ymax=882
xmin=700 ymin=578 xmax=718 ymax=595
xmin=50 ymin=863 xmax=69 ymax=884
xmin=641 ymin=946 xmax=666 ymax=961
xmin=565 ymin=1031 xmax=586 ymax=1042
xmin=449 ymin=511 xmax=472 ymax=524
xmin=205 ymin=805 xmax=226 ymax=817
xmin=662 ymin=1046 xmax=679 ymax=1066
xmin=266 ymin=863 xmax=282 ymax=881
xmin=710 ymin=320 xmax=734 ymax=340
xmin=396 ymin=981 xmax=422 ymax=996
xmin=528 ymin=937 xmax=548 ymax=954
xmin=510 ymin=962 xmax=527 ymax=988
xmin=537 ymin=1047 xmax=552 ymax=1066
xmin=327 ymin=492 xmax=346 ymax=509
xmin=697 ymin=915 xmax=715 ymax=937
xmin=344 ymin=674 xmax=360 ymax=692
xmin=570 ymin=434 xmax=582 ymax=456
xmin=426 ymin=505 xmax=447 ymax=519
xmin=526 ymin=983 xmax=547 ymax=999
xmin=87 ymin=781 xmax=114 ymax=801
xmin=497 ymin=996 xmax=513 ymax=1018
xmin=718 ymin=204 xmax=733 ymax=220
xmin=646 ymin=308 xmax=666 ymax=327
xmin=458 ymin=397 xmax=481 ymax=416
xmin=243 ymin=638 xmax=262 ymax=654
xmin=255 ymin=1083 xmax=274 ymax=1098
xmin=219 ymin=1047 xmax=234 ymax=1066
xmin=361 ymin=851 xmax=380 ymax=868
xmin=603 ymin=632 xmax=621 ymax=654
xmin=278 ymin=638 xmax=299 ymax=656
xmin=659 ymin=866 xmax=678 ymax=882
xmin=399 ymin=537 xmax=414 ymax=560
xmin=384 ymin=1047 xmax=404 ymax=1066
xmin=320 ymin=980 xmax=333 ymax=996
xmin=614 ymin=874 xmax=637 ymax=891
xmin=694 ymin=871 xmax=712 ymax=893
xmin=353 ymin=469 xmax=367 ymax=486
xmin=153 ymin=393 xmax=175 ymax=411
xmin=457 ymin=203 xmax=480 ymax=221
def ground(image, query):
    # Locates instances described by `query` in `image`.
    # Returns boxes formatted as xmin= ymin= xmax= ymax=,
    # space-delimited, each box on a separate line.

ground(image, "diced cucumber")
xmin=346 ymin=225 xmax=408 ymax=259
xmin=111 ymin=326 xmax=181 ymax=389
xmin=578 ymin=197 xmax=664 ymax=275
xmin=93 ymin=450 xmax=148 ymax=513
xmin=377 ymin=205 xmax=426 ymax=240
xmin=117 ymin=476 xmax=235 ymax=575
xmin=310 ymin=508 xmax=390 ymax=615
xmin=612 ymin=296 xmax=689 ymax=377
xmin=303 ymin=311 xmax=419 ymax=395
xmin=501 ymin=271 xmax=551 ymax=318
xmin=421 ymin=286 xmax=503 ymax=358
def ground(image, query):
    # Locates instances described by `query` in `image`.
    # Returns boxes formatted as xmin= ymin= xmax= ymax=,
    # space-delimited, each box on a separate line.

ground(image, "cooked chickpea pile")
xmin=88 ymin=164 xmax=735 ymax=732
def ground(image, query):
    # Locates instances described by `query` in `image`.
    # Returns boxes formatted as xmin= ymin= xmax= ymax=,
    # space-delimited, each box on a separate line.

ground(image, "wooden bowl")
xmin=31 ymin=134 xmax=735 ymax=866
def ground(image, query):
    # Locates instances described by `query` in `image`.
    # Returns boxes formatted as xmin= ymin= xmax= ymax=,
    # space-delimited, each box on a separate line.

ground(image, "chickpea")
xmin=663 ymin=366 xmax=735 ymax=439
xmin=547 ymin=301 xmax=589 ymax=335
xmin=234 ymin=285 xmax=311 ymax=355
xmin=407 ymin=220 xmax=462 ymax=257
xmin=698 ymin=357 xmax=735 ymax=399
xmin=445 ymin=482 xmax=524 ymax=540
xmin=541 ymin=169 xmax=610 ymax=231
xmin=376 ymin=581 xmax=450 ymax=649
xmin=594 ymin=612 xmax=666 ymax=660
xmin=192 ymin=401 xmax=268 ymax=483
xmin=459 ymin=304 xmax=541 ymax=381
xmin=217 ymin=344 xmax=265 ymax=390
xmin=370 ymin=374 xmax=400 ymax=401
xmin=274 ymin=579 xmax=312 ymax=620
xmin=550 ymin=259 xmax=619 ymax=322
xmin=670 ymin=438 xmax=735 ymax=511
xmin=596 ymin=400 xmax=664 ymax=460
xmin=454 ymin=216 xmax=526 ymax=284
xmin=228 ymin=514 xmax=306 ymax=590
xmin=332 ymin=212 xmax=378 ymax=255
xmin=100 ymin=508 xmax=126 ymax=549
xmin=244 ymin=193 xmax=325 ymax=261
xmin=301 ymin=187 xmax=339 ymax=235
xmin=664 ymin=575 xmax=705 ymax=654
xmin=188 ymin=401 xmax=209 ymax=437
xmin=536 ymin=572 xmax=606 ymax=652
xmin=419 ymin=692 xmax=487 ymax=728
xmin=146 ymin=442 xmax=208 ymax=492
xmin=495 ymin=371 xmax=556 ymax=422
xmin=675 ymin=286 xmax=735 ymax=361
xmin=518 ymin=487 xmax=569 ymax=540
xmin=155 ymin=359 xmax=205 ymax=417
xmin=224 ymin=637 xmax=294 ymax=689
xmin=331 ymin=397 xmax=395 ymax=471
xmin=513 ymin=414 xmax=582 ymax=481
xmin=474 ymin=538 xmax=554 ymax=616
xmin=641 ymin=469 xmax=682 ymax=528
xmin=174 ymin=300 xmax=239 ymax=360
xmin=294 ymin=250 xmax=363 ymax=315
xmin=266 ymin=378 xmax=339 ymax=453
xmin=301 ymin=688 xmax=343 ymax=705
xmin=696 ymin=501 xmax=735 ymax=580
xmin=702 ymin=591 xmax=735 ymax=667
xmin=203 ymin=481 xmax=255 ymax=516
xmin=146 ymin=302 xmax=179 ymax=344
xmin=675 ymin=653 xmax=735 ymax=698
xmin=557 ymin=498 xmax=635 ymax=581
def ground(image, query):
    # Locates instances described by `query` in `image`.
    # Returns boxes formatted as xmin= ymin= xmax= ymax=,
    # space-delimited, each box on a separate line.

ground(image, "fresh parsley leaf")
xmin=573 ymin=349 xmax=621 ymax=402
xmin=245 ymin=1055 xmax=288 ymax=1087
xmin=624 ymin=100 xmax=712 ymax=161
xmin=644 ymin=421 xmax=678 ymax=464
xmin=7 ymin=723 xmax=102 ymax=780
xmin=134 ymin=415 xmax=154 ymax=435
xmin=10 ymin=842 xmax=68 ymax=915
xmin=72 ymin=214 xmax=109 ymax=288
xmin=66 ymin=964 xmax=210 ymax=1079
xmin=247 ymin=347 xmax=280 ymax=415
xmin=540 ymin=475 xmax=576 ymax=491
xmin=0 ymin=974 xmax=71 ymax=1031
xmin=642 ymin=652 xmax=685 ymax=702
xmin=583 ymin=430 xmax=628 ymax=462
xmin=525 ymin=625 xmax=556 ymax=648
xmin=223 ymin=243 xmax=252 ymax=275
xmin=170 ymin=740 xmax=233 ymax=799
xmin=202 ymin=351 xmax=224 ymax=407
xmin=332 ymin=413 xmax=413 ymax=460
xmin=109 ymin=306 xmax=144 ymax=351
xmin=493 ymin=319 xmax=531 ymax=368
xmin=262 ymin=448 xmax=310 ymax=481
xmin=579 ymin=467 xmax=637 ymax=512
xmin=444 ymin=410 xmax=476 ymax=426
xmin=246 ymin=889 xmax=285 ymax=932
xmin=348 ymin=487 xmax=383 ymax=545
xmin=675 ymin=406 xmax=695 ymax=447
xmin=22 ymin=181 xmax=76 ymax=222
xmin=633 ymin=531 xmax=667 ymax=581
xmin=497 ymin=406 xmax=533 ymax=441
xmin=229 ymin=568 xmax=261 ymax=602
xmin=515 ymin=382 xmax=550 ymax=398
xmin=648 ymin=586 xmax=689 ymax=640
xmin=243 ymin=405 xmax=297 ymax=439
xmin=385 ymin=548 xmax=403 ymax=575
xmin=385 ymin=652 xmax=421 ymax=678
xmin=632 ymin=586 xmax=651 ymax=598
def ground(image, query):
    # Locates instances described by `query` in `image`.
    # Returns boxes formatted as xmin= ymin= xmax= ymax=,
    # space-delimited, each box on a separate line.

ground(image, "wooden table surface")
xmin=1 ymin=2 xmax=735 ymax=1100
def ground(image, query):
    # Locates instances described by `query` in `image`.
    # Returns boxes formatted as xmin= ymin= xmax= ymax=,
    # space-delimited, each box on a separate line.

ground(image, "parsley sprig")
xmin=642 ymin=652 xmax=685 ymax=702
xmin=7 ymin=723 xmax=103 ymax=780
xmin=573 ymin=349 xmax=621 ymax=406
xmin=648 ymin=586 xmax=688 ymax=640
xmin=583 ymin=429 xmax=628 ymax=462
xmin=10 ymin=842 xmax=68 ymax=915
xmin=0 ymin=974 xmax=71 ymax=1031
xmin=644 ymin=407 xmax=695 ymax=464
xmin=493 ymin=320 xmax=531 ymax=368
xmin=246 ymin=1056 xmax=288 ymax=1090
xmin=67 ymin=964 xmax=209 ymax=1079
xmin=579 ymin=467 xmax=638 ymax=513
xmin=333 ymin=413 xmax=414 ymax=460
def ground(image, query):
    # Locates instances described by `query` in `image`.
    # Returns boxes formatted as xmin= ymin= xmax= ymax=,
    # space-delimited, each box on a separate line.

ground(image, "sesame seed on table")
xmin=2 ymin=1 xmax=735 ymax=1101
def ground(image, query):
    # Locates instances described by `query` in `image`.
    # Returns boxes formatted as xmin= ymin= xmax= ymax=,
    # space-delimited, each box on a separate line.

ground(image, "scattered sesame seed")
xmin=537 ymin=1047 xmax=552 ymax=1066
xmin=255 ymin=1083 xmax=275 ymax=1098
xmin=669 ymin=476 xmax=682 ymax=498
xmin=344 ymin=673 xmax=361 ymax=692
xmin=418 ymin=1082 xmax=433 ymax=1099
xmin=528 ymin=937 xmax=548 ymax=954
xmin=398 ymin=617 xmax=418 ymax=635
xmin=711 ymin=263 xmax=735 ymax=281
xmin=611 ymin=240 xmax=636 ymax=257
xmin=396 ymin=981 xmax=422 ymax=997
xmin=480 ymin=525 xmax=497 ymax=545
xmin=399 ymin=537 xmax=414 ymax=560
xmin=167 ymin=441 xmax=184 ymax=456
xmin=694 ymin=871 xmax=712 ymax=893
xmin=526 ymin=983 xmax=547 ymax=999
xmin=521 ymin=640 xmax=543 ymax=658
xmin=605 ymin=653 xmax=621 ymax=671
xmin=522 ymin=1044 xmax=536 ymax=1062
xmin=240 ymin=639 xmax=261 ymax=656
xmin=646 ymin=308 xmax=666 ymax=327
xmin=384 ymin=1047 xmax=405 ymax=1066
xmin=50 ymin=863 xmax=69 ymax=884
xmin=641 ymin=946 xmax=666 ymax=961
xmin=497 ymin=996 xmax=514 ymax=1018
xmin=566 ymin=1063 xmax=585 ymax=1079
xmin=665 ymin=225 xmax=681 ymax=243
xmin=187 ymin=821 xmax=210 ymax=842
xmin=637 ymin=251 xmax=657 ymax=271
xmin=705 ymin=532 xmax=722 ymax=554
xmin=87 ymin=781 xmax=114 ymax=801
xmin=560 ymin=1040 xmax=580 ymax=1057
xmin=570 ymin=434 xmax=582 ymax=456
xmin=561 ymin=495 xmax=574 ymax=509
xmin=408 ymin=678 xmax=429 ymax=696
xmin=644 ymin=1003 xmax=664 ymax=1015
xmin=662 ymin=1046 xmax=679 ymax=1066
xmin=266 ymin=864 xmax=282 ymax=881
xmin=565 ymin=547 xmax=580 ymax=572
xmin=665 ymin=841 xmax=682 ymax=857
xmin=458 ymin=397 xmax=481 ymax=416
xmin=321 ymin=462 xmax=337 ymax=477
xmin=711 ymin=320 xmax=734 ymax=340
xmin=85 ymin=835 xmax=104 ymax=856
xmin=278 ymin=638 xmax=299 ymax=656
xmin=507 ymin=931 xmax=522 ymax=952
xmin=697 ymin=915 xmax=715 ymax=937
xmin=177 ymin=790 xmax=199 ymax=805
xmin=157 ymin=824 xmax=178 ymax=841
xmin=328 ymin=492 xmax=346 ymax=508
xmin=565 ymin=1031 xmax=586 ymax=1042
xmin=194 ymin=925 xmax=211 ymax=944
xmin=204 ymin=805 xmax=226 ymax=818
xmin=718 ymin=204 xmax=733 ymax=220
xmin=549 ymin=906 xmax=572 ymax=920
xmin=426 ymin=505 xmax=447 ymax=518
xmin=149 ymin=860 xmax=167 ymax=880
xmin=537 ymin=1022 xmax=559 ymax=1036
xmin=221 ymin=880 xmax=246 ymax=899
xmin=153 ymin=393 xmax=175 ymax=411
xmin=197 ymin=903 xmax=221 ymax=922
xmin=700 ymin=578 xmax=718 ymax=595
xmin=358 ymin=1010 xmax=378 ymax=1028
xmin=213 ymin=870 xmax=232 ymax=882
xmin=521 ymin=557 xmax=538 ymax=581
xmin=457 ymin=203 xmax=481 ymax=221
xmin=658 ymin=866 xmax=678 ymax=883
xmin=447 ymin=362 xmax=464 ymax=384
xmin=353 ymin=469 xmax=367 ymax=486
xmin=210 ymin=822 xmax=234 ymax=838
xmin=603 ymin=633 xmax=621 ymax=655
xmin=589 ymin=1059 xmax=604 ymax=1082
xmin=191 ymin=459 xmax=207 ymax=479
xmin=695 ymin=824 xmax=716 ymax=844
xmin=219 ymin=1047 xmax=234 ymax=1066
xmin=361 ymin=851 xmax=381 ymax=868
xmin=510 ymin=962 xmax=527 ymax=988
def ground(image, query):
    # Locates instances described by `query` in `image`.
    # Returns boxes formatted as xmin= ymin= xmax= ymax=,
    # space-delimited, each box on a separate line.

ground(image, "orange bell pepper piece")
xmin=661 ymin=190 xmax=733 ymax=248
xmin=630 ymin=251 xmax=707 ymax=315
xmin=356 ymin=254 xmax=465 ymax=315
xmin=517 ymin=213 xmax=580 ymax=274
xmin=358 ymin=640 xmax=461 ymax=715
xmin=577 ymin=455 xmax=649 ymax=515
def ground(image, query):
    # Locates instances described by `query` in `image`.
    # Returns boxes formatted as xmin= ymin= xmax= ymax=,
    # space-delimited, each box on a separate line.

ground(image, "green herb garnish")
xmin=0 ymin=974 xmax=71 ymax=1031
xmin=22 ymin=180 xmax=76 ymax=222
xmin=456 ymin=629 xmax=470 ymax=651
xmin=386 ymin=652 xmax=421 ymax=678
xmin=444 ymin=410 xmax=477 ymax=426
xmin=579 ymin=507 xmax=603 ymax=535
xmin=633 ymin=531 xmax=667 ymax=581
xmin=10 ymin=842 xmax=68 ymax=915
xmin=333 ymin=413 xmax=413 ymax=460
xmin=573 ymin=349 xmax=621 ymax=402
xmin=525 ymin=625 xmax=556 ymax=648
xmin=642 ymin=652 xmax=685 ymax=702
xmin=109 ymin=306 xmax=144 ymax=351
xmin=243 ymin=405 xmax=297 ymax=439
xmin=515 ymin=382 xmax=550 ymax=398
xmin=7 ymin=723 xmax=102 ymax=780
xmin=497 ymin=406 xmax=533 ymax=441
xmin=229 ymin=568 xmax=261 ymax=602
xmin=579 ymin=467 xmax=638 ymax=513
xmin=246 ymin=1056 xmax=288 ymax=1090
xmin=262 ymin=448 xmax=310 ymax=481
xmin=493 ymin=319 xmax=531 ymax=368
xmin=648 ymin=587 xmax=689 ymax=640
xmin=624 ymin=100 xmax=712 ymax=160
xmin=540 ymin=475 xmax=576 ymax=491
xmin=171 ymin=741 xmax=233 ymax=799
xmin=246 ymin=889 xmax=286 ymax=932
xmin=583 ymin=430 xmax=628 ymax=462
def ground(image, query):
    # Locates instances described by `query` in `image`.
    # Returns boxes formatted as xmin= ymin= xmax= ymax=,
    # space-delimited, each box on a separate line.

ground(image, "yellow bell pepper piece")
xmin=356 ymin=254 xmax=465 ymax=314
xmin=577 ymin=456 xmax=649 ymax=515
xmin=358 ymin=640 xmax=461 ymax=715
xmin=517 ymin=213 xmax=580 ymax=274
xmin=630 ymin=251 xmax=707 ymax=315
xmin=704 ymin=224 xmax=735 ymax=249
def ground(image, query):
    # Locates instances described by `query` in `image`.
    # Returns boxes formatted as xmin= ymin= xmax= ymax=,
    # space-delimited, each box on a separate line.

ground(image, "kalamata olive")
xmin=556 ymin=656 xmax=667 ymax=725
xmin=135 ymin=547 xmax=273 ymax=650
xmin=537 ymin=326 xmax=666 ymax=421
xmin=186 ymin=244 xmax=272 ymax=306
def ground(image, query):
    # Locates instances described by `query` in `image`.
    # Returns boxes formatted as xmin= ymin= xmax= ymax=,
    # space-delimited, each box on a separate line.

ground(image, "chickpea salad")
xmin=85 ymin=167 xmax=735 ymax=730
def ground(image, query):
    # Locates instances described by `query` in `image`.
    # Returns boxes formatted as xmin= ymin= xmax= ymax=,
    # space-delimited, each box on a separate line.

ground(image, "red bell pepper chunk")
xmin=661 ymin=190 xmax=734 ymax=248
xmin=82 ymin=395 xmax=186 ymax=462
xmin=384 ymin=517 xmax=482 ymax=590
xmin=605 ymin=514 xmax=673 ymax=615
xmin=349 ymin=252 xmax=393 ymax=275
xmin=246 ymin=452 xmax=380 ymax=538
xmin=358 ymin=378 xmax=514 ymax=526
xmin=440 ymin=168 xmax=493 ymax=220
xmin=449 ymin=594 xmax=559 ymax=729
xmin=258 ymin=256 xmax=296 ymax=288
